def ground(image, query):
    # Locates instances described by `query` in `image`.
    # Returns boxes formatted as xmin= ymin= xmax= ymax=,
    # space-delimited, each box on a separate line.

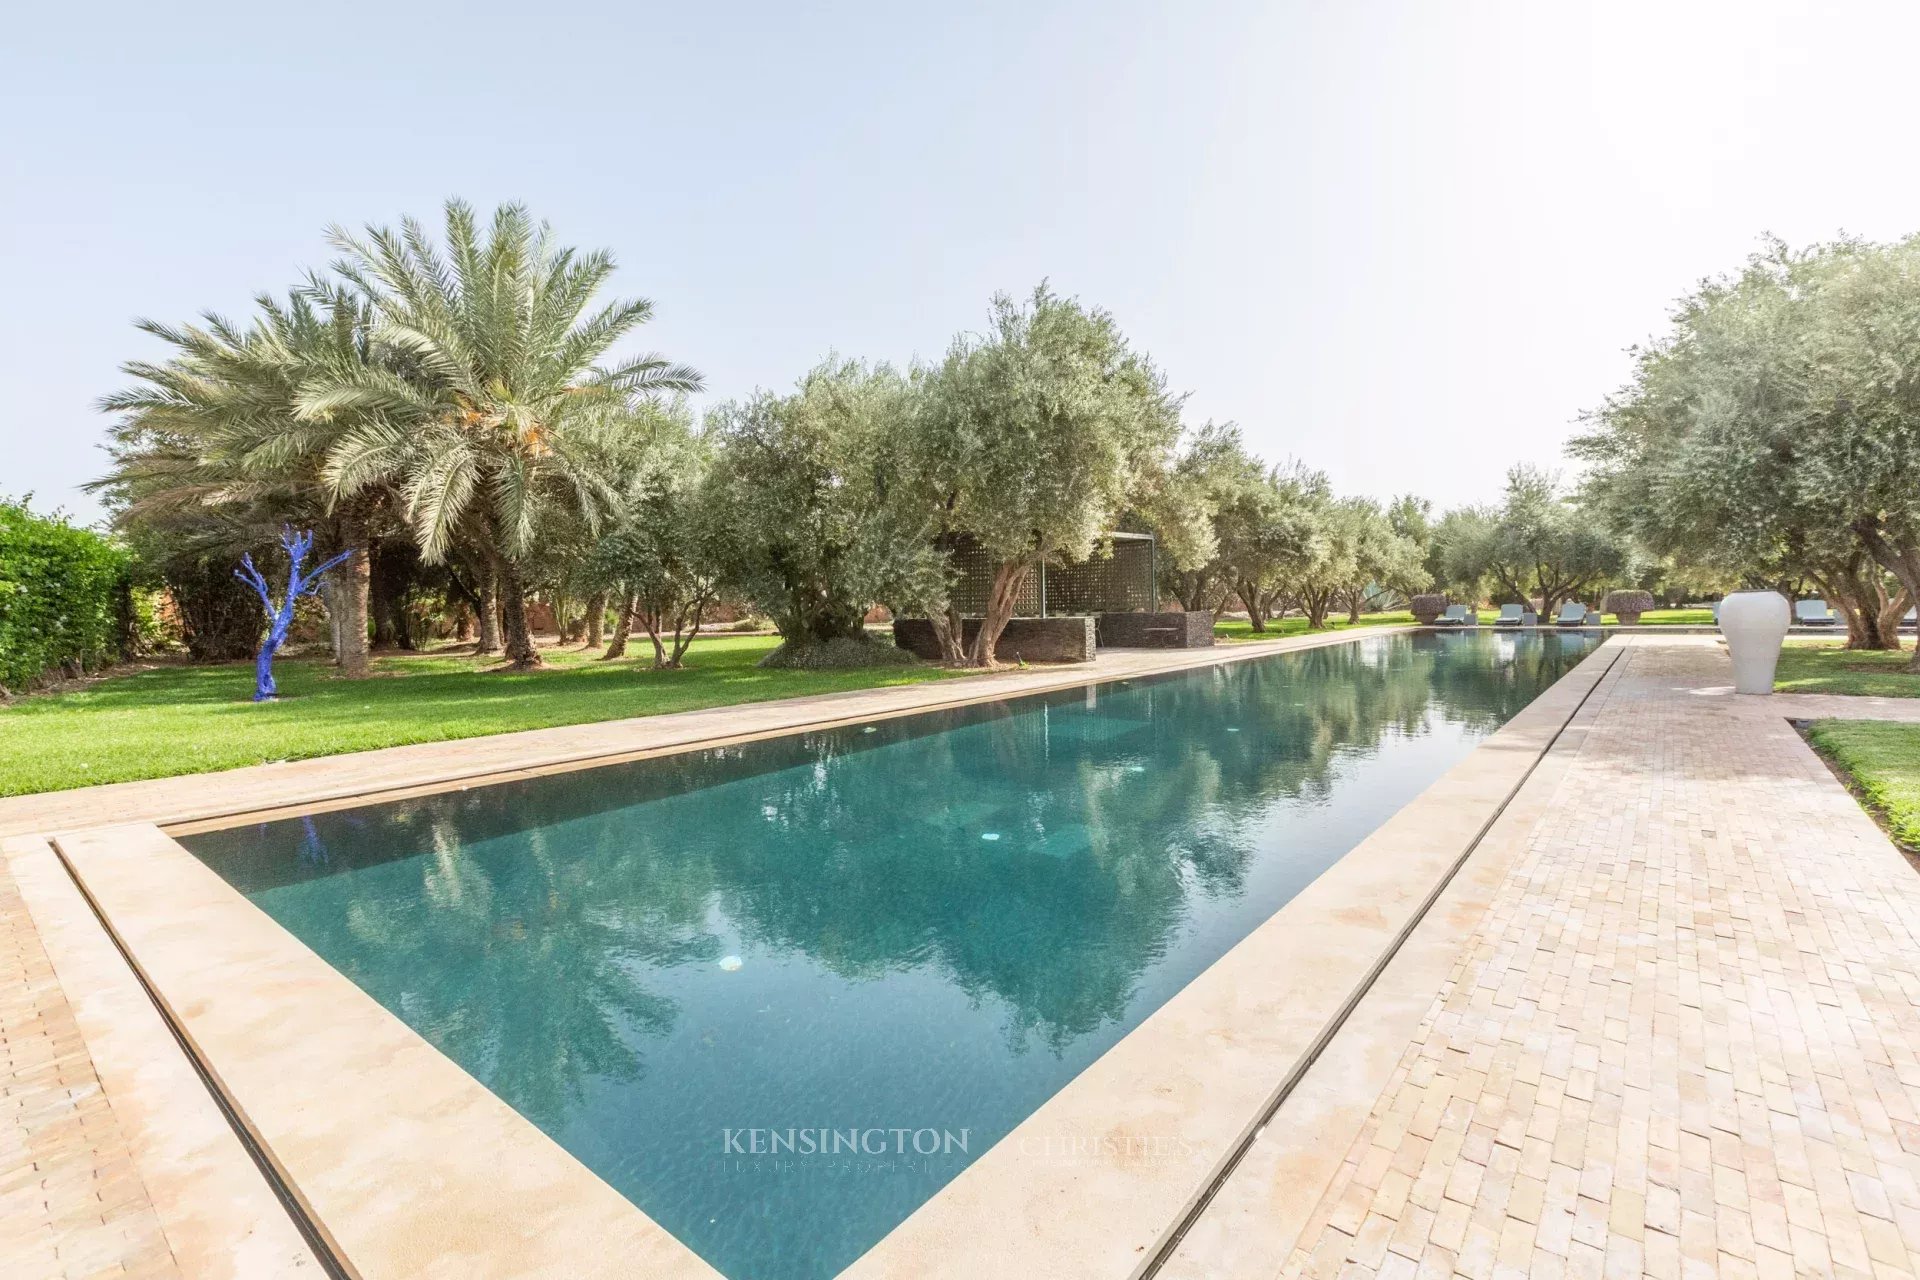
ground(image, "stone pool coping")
xmin=14 ymin=625 xmax=1611 ymax=1278
xmin=51 ymin=822 xmax=725 ymax=1280
xmin=1 ymin=832 xmax=319 ymax=1279
xmin=836 ymin=636 xmax=1624 ymax=1279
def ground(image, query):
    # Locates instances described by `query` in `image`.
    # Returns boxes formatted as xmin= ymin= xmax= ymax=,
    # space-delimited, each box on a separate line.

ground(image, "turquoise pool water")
xmin=182 ymin=630 xmax=1597 ymax=1279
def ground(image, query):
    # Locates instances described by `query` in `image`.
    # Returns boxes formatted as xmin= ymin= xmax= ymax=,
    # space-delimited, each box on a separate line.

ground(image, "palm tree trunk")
xmin=584 ymin=591 xmax=607 ymax=648
xmin=494 ymin=556 xmax=541 ymax=670
xmin=334 ymin=511 xmax=372 ymax=678
xmin=475 ymin=570 xmax=501 ymax=655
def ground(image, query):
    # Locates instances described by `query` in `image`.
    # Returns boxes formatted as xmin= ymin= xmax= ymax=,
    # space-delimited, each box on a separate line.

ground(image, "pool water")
xmin=182 ymin=630 xmax=1598 ymax=1279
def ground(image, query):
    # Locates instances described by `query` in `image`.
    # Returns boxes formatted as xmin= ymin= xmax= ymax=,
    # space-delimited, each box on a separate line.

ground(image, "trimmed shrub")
xmin=757 ymin=634 xmax=921 ymax=670
xmin=0 ymin=500 xmax=132 ymax=694
xmin=1602 ymin=589 xmax=1655 ymax=625
xmin=157 ymin=556 xmax=265 ymax=662
xmin=1409 ymin=593 xmax=1449 ymax=625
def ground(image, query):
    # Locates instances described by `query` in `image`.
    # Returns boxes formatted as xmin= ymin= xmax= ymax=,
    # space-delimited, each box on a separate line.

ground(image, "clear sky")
xmin=7 ymin=0 xmax=1920 ymax=526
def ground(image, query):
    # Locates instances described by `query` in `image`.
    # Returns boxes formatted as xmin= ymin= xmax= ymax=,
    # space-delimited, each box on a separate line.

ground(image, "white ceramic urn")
xmin=1718 ymin=590 xmax=1790 ymax=695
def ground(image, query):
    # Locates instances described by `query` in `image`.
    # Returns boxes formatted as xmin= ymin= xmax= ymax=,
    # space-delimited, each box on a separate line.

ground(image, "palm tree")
xmin=300 ymin=200 xmax=702 ymax=668
xmin=97 ymin=285 xmax=384 ymax=677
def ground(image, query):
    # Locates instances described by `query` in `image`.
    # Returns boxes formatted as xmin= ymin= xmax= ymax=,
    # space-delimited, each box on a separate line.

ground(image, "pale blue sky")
xmin=7 ymin=0 xmax=1920 ymax=525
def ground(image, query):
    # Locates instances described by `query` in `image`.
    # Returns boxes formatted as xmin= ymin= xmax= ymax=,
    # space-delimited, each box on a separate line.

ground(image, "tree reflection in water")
xmin=187 ymin=629 xmax=1596 ymax=1280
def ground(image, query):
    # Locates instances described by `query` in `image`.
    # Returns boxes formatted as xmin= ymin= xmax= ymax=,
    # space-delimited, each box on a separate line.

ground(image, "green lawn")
xmin=1631 ymin=608 xmax=1716 ymax=626
xmin=1213 ymin=610 xmax=1433 ymax=643
xmin=1775 ymin=640 xmax=1920 ymax=697
xmin=0 ymin=635 xmax=962 ymax=799
xmin=1805 ymin=719 xmax=1920 ymax=849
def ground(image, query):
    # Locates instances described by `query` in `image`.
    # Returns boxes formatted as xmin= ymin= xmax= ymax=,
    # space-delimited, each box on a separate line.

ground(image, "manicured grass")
xmin=1212 ymin=610 xmax=1438 ymax=643
xmin=1629 ymin=608 xmax=1716 ymax=626
xmin=0 ymin=635 xmax=961 ymax=798
xmin=1805 ymin=719 xmax=1920 ymax=849
xmin=1774 ymin=640 xmax=1920 ymax=698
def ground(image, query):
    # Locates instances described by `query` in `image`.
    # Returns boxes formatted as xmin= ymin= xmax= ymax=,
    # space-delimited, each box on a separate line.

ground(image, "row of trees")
xmin=101 ymin=202 xmax=702 ymax=672
xmin=1575 ymin=234 xmax=1920 ymax=662
xmin=102 ymin=201 xmax=1484 ymax=674
xmin=115 ymin=197 xmax=1796 ymax=683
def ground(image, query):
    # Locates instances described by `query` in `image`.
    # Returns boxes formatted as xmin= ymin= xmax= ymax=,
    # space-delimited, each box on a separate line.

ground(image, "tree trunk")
xmin=603 ymin=593 xmax=637 ymax=660
xmin=494 ymin=556 xmax=542 ymax=670
xmin=584 ymin=591 xmax=607 ymax=648
xmin=670 ymin=598 xmax=707 ymax=667
xmin=334 ymin=511 xmax=372 ymax=678
xmin=965 ymin=561 xmax=1032 ymax=667
xmin=1853 ymin=521 xmax=1920 ymax=671
xmin=926 ymin=602 xmax=969 ymax=666
xmin=475 ymin=570 xmax=501 ymax=655
xmin=640 ymin=604 xmax=669 ymax=667
xmin=452 ymin=605 xmax=473 ymax=641
xmin=1237 ymin=580 xmax=1267 ymax=632
xmin=317 ymin=575 xmax=347 ymax=663
xmin=1880 ymin=589 xmax=1912 ymax=653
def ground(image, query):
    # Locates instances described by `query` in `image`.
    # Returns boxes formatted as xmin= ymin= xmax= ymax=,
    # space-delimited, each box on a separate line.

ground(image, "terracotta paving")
xmin=1279 ymin=639 xmax=1920 ymax=1280
xmin=0 ymin=852 xmax=179 ymax=1279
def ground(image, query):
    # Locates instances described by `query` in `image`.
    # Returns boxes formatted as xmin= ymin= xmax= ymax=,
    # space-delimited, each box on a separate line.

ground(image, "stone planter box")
xmin=892 ymin=617 xmax=1097 ymax=663
xmin=1095 ymin=611 xmax=1215 ymax=649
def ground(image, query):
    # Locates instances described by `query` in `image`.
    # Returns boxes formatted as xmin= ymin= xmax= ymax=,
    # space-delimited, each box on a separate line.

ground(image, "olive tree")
xmin=914 ymin=286 xmax=1183 ymax=666
xmin=1155 ymin=424 xmax=1267 ymax=615
xmin=586 ymin=405 xmax=723 ymax=668
xmin=1573 ymin=235 xmax=1920 ymax=654
xmin=1331 ymin=497 xmax=1428 ymax=622
xmin=703 ymin=360 xmax=938 ymax=665
xmin=1440 ymin=468 xmax=1625 ymax=618
xmin=1224 ymin=462 xmax=1330 ymax=632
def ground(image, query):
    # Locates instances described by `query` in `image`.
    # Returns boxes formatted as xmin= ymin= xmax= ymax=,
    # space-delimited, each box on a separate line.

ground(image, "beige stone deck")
xmin=10 ymin=630 xmax=1920 ymax=1277
xmin=1258 ymin=636 xmax=1920 ymax=1279
xmin=0 ymin=854 xmax=178 ymax=1279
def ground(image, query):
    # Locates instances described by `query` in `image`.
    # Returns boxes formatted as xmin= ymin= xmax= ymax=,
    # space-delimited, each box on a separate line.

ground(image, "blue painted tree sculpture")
xmin=236 ymin=528 xmax=353 ymax=702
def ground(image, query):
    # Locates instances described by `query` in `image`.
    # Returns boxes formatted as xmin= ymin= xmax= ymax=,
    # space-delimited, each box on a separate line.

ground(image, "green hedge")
xmin=0 ymin=500 xmax=132 ymax=693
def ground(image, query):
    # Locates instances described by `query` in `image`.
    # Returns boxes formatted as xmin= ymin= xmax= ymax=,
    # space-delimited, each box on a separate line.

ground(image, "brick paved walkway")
xmin=0 ymin=852 xmax=179 ymax=1279
xmin=1281 ymin=638 xmax=1920 ymax=1279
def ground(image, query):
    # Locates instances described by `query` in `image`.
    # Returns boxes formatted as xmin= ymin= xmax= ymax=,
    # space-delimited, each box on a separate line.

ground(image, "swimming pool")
xmin=180 ymin=629 xmax=1598 ymax=1279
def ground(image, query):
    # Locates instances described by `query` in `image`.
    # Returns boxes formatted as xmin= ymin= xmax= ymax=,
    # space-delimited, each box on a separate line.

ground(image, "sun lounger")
xmin=1492 ymin=604 xmax=1525 ymax=627
xmin=1794 ymin=599 xmax=1837 ymax=627
xmin=1554 ymin=603 xmax=1588 ymax=627
xmin=1434 ymin=604 xmax=1471 ymax=626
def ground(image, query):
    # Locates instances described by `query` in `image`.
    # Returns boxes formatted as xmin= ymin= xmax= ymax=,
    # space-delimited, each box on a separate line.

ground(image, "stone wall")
xmin=892 ymin=617 xmax=1098 ymax=663
xmin=1095 ymin=611 xmax=1215 ymax=649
